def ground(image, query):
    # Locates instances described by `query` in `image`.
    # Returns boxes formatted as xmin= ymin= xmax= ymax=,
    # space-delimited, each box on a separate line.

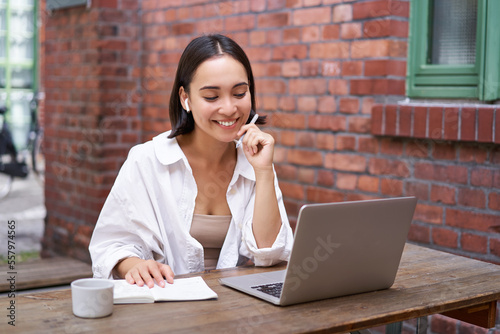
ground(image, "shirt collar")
xmin=153 ymin=130 xmax=256 ymax=182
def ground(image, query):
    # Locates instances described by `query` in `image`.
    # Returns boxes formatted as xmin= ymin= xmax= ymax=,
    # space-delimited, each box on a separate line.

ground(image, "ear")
xmin=179 ymin=86 xmax=190 ymax=111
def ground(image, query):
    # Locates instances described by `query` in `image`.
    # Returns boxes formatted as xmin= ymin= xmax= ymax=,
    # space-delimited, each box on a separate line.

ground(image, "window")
xmin=406 ymin=0 xmax=500 ymax=101
xmin=0 ymin=0 xmax=38 ymax=148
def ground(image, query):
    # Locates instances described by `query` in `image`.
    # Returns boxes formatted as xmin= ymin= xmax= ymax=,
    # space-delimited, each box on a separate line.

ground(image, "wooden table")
xmin=2 ymin=244 xmax=500 ymax=333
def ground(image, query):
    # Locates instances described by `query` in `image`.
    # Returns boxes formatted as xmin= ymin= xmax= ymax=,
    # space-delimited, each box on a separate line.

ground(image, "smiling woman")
xmin=89 ymin=34 xmax=293 ymax=289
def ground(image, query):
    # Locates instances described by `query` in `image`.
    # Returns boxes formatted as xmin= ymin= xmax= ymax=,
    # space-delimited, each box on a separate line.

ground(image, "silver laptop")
xmin=219 ymin=196 xmax=417 ymax=306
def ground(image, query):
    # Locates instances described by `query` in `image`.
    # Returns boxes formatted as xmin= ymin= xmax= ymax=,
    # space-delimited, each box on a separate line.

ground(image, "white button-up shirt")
xmin=89 ymin=131 xmax=293 ymax=279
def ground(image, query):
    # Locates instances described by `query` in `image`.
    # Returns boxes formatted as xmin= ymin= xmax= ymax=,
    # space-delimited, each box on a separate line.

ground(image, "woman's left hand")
xmin=237 ymin=124 xmax=275 ymax=171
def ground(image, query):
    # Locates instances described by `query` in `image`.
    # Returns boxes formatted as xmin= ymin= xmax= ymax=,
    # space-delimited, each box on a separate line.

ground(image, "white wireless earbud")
xmin=184 ymin=98 xmax=190 ymax=112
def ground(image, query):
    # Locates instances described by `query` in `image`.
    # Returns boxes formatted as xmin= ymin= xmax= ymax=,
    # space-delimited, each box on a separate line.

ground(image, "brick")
xmin=317 ymin=170 xmax=334 ymax=186
xmin=478 ymin=108 xmax=494 ymax=143
xmin=384 ymin=105 xmax=397 ymax=135
xmin=287 ymin=149 xmax=323 ymax=166
xmin=407 ymin=224 xmax=430 ymax=244
xmin=256 ymin=78 xmax=286 ymax=93
xmin=298 ymin=167 xmax=315 ymax=183
xmin=446 ymin=209 xmax=499 ymax=232
xmin=470 ymin=168 xmax=493 ymax=187
xmin=431 ymin=185 xmax=456 ymax=205
xmin=306 ymin=186 xmax=344 ymax=203
xmin=369 ymin=157 xmax=410 ymax=178
xmin=308 ymin=115 xmax=346 ymax=131
xmin=371 ymin=105 xmax=383 ymax=135
xmin=398 ymin=105 xmax=412 ymax=137
xmin=282 ymin=61 xmax=301 ymax=77
xmin=458 ymin=188 xmax=486 ymax=209
xmin=462 ymin=233 xmax=488 ymax=254
xmin=280 ymin=181 xmax=305 ymax=200
xmin=293 ymin=7 xmax=331 ymax=25
xmin=432 ymin=143 xmax=456 ymax=161
xmin=414 ymin=163 xmax=468 ymax=185
xmin=489 ymin=192 xmax=500 ymax=211
xmin=353 ymin=0 xmax=410 ymax=19
xmin=322 ymin=24 xmax=340 ymax=40
xmin=414 ymin=203 xmax=443 ymax=224
xmin=257 ymin=12 xmax=289 ymax=28
xmin=318 ymin=96 xmax=336 ymax=113
xmin=268 ymin=0 xmax=286 ymax=10
xmin=336 ymin=135 xmax=356 ymax=151
xmin=328 ymin=79 xmax=349 ymax=95
xmin=325 ymin=153 xmax=366 ymax=172
xmin=297 ymin=97 xmax=317 ymax=112
xmin=340 ymin=22 xmax=362 ymax=39
xmin=310 ymin=42 xmax=350 ymax=59
xmin=302 ymin=26 xmax=320 ymax=42
xmin=460 ymin=107 xmax=477 ymax=140
xmin=491 ymin=239 xmax=500 ymax=258
xmin=443 ymin=107 xmax=459 ymax=141
xmin=459 ymin=145 xmax=488 ymax=164
xmin=272 ymin=44 xmax=308 ymax=60
xmin=349 ymin=116 xmax=371 ymax=134
xmin=496 ymin=109 xmax=500 ymax=144
xmin=279 ymin=97 xmax=296 ymax=112
xmin=289 ymin=78 xmax=327 ymax=95
xmin=341 ymin=61 xmax=362 ymax=76
xmin=358 ymin=175 xmax=379 ymax=193
xmin=351 ymin=40 xmax=390 ymax=58
xmin=316 ymin=133 xmax=335 ymax=150
xmin=333 ymin=4 xmax=353 ymax=22
xmin=413 ymin=106 xmax=427 ymax=138
xmin=225 ymin=14 xmax=255 ymax=31
xmin=336 ymin=173 xmax=357 ymax=190
xmin=405 ymin=182 xmax=429 ymax=201
xmin=358 ymin=137 xmax=379 ymax=153
xmin=301 ymin=61 xmax=320 ymax=76
xmin=271 ymin=112 xmax=306 ymax=129
xmin=339 ymin=98 xmax=359 ymax=114
xmin=322 ymin=61 xmax=341 ymax=76
xmin=428 ymin=107 xmax=443 ymax=140
xmin=283 ymin=28 xmax=301 ymax=43
xmin=432 ymin=227 xmax=458 ymax=249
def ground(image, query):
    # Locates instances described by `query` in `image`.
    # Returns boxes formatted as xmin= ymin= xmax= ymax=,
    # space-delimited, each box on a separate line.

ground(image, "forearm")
xmin=252 ymin=167 xmax=282 ymax=248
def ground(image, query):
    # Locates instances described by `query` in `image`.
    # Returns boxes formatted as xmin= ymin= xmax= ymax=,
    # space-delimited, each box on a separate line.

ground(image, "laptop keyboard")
xmin=251 ymin=282 xmax=283 ymax=298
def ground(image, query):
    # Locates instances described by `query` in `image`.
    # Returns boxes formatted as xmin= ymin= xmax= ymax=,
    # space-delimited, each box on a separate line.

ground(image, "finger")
xmin=160 ymin=265 xmax=175 ymax=284
xmin=139 ymin=265 xmax=155 ymax=288
xmin=149 ymin=264 xmax=166 ymax=288
xmin=130 ymin=270 xmax=145 ymax=287
xmin=125 ymin=272 xmax=135 ymax=285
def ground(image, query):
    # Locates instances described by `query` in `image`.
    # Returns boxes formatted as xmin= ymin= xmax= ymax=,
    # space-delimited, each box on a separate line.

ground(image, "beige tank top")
xmin=190 ymin=214 xmax=231 ymax=270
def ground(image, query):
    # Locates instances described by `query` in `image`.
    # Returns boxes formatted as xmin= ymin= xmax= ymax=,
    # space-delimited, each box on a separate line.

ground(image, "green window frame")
xmin=0 ymin=0 xmax=38 ymax=148
xmin=407 ymin=0 xmax=500 ymax=101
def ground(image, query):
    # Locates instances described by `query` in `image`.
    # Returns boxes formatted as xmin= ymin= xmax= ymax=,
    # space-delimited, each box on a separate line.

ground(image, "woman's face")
xmin=181 ymin=54 xmax=252 ymax=144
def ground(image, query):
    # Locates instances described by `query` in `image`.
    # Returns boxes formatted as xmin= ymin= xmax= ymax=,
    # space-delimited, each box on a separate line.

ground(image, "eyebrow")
xmin=199 ymin=82 xmax=249 ymax=91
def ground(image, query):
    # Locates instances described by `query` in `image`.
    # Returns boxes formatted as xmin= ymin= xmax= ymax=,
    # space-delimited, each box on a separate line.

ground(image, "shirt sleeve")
xmin=88 ymin=148 xmax=164 ymax=279
xmin=240 ymin=168 xmax=294 ymax=267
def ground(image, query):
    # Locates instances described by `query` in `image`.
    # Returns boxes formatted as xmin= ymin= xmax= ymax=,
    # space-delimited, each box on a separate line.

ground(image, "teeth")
xmin=217 ymin=120 xmax=236 ymax=127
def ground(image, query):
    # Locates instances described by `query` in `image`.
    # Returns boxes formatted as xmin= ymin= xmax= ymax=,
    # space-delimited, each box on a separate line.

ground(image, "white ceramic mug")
xmin=71 ymin=278 xmax=114 ymax=318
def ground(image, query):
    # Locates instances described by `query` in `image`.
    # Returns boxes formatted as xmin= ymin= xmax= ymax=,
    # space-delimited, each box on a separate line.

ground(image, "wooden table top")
xmin=2 ymin=243 xmax=500 ymax=333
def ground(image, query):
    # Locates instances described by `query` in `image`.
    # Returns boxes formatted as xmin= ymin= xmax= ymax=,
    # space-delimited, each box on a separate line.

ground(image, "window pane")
xmin=11 ymin=8 xmax=34 ymax=34
xmin=431 ymin=0 xmax=477 ymax=65
xmin=10 ymin=35 xmax=33 ymax=60
xmin=0 ymin=8 xmax=6 ymax=31
xmin=0 ymin=35 xmax=5 ymax=58
xmin=9 ymin=91 xmax=32 ymax=149
xmin=0 ymin=67 xmax=5 ymax=87
xmin=11 ymin=67 xmax=32 ymax=88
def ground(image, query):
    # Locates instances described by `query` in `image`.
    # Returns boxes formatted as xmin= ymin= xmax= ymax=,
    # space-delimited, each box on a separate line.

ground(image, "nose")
xmin=219 ymin=98 xmax=237 ymax=116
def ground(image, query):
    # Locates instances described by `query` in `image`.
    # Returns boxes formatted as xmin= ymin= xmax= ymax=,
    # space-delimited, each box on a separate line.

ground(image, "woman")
xmin=89 ymin=34 xmax=293 ymax=288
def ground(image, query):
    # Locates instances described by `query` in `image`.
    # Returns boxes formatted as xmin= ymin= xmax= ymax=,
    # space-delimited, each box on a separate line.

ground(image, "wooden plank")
xmin=0 ymin=257 xmax=92 ymax=292
xmin=441 ymin=301 xmax=497 ymax=328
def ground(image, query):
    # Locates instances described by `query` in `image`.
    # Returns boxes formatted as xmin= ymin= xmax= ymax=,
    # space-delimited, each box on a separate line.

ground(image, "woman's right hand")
xmin=115 ymin=257 xmax=174 ymax=288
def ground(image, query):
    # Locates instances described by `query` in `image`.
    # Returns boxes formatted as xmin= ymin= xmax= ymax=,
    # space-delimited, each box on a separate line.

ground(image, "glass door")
xmin=0 ymin=0 xmax=37 ymax=149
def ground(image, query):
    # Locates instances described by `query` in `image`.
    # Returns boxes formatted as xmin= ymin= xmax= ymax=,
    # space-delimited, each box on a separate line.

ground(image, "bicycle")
xmin=0 ymin=94 xmax=44 ymax=199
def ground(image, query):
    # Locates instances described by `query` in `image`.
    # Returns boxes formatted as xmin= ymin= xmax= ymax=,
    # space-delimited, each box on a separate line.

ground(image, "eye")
xmin=203 ymin=96 xmax=218 ymax=101
xmin=234 ymin=92 xmax=247 ymax=98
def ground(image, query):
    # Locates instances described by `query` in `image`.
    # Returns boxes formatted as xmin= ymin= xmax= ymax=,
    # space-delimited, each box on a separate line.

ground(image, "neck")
xmin=177 ymin=130 xmax=235 ymax=167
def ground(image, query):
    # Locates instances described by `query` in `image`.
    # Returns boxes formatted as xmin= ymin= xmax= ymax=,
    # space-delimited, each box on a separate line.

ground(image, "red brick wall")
xmin=42 ymin=0 xmax=500 ymax=267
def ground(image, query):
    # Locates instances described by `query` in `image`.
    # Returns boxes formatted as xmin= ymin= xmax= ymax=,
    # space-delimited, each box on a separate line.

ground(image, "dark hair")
xmin=168 ymin=34 xmax=265 ymax=138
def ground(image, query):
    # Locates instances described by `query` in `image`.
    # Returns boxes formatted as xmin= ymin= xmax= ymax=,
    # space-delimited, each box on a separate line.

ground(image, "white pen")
xmin=235 ymin=113 xmax=259 ymax=148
